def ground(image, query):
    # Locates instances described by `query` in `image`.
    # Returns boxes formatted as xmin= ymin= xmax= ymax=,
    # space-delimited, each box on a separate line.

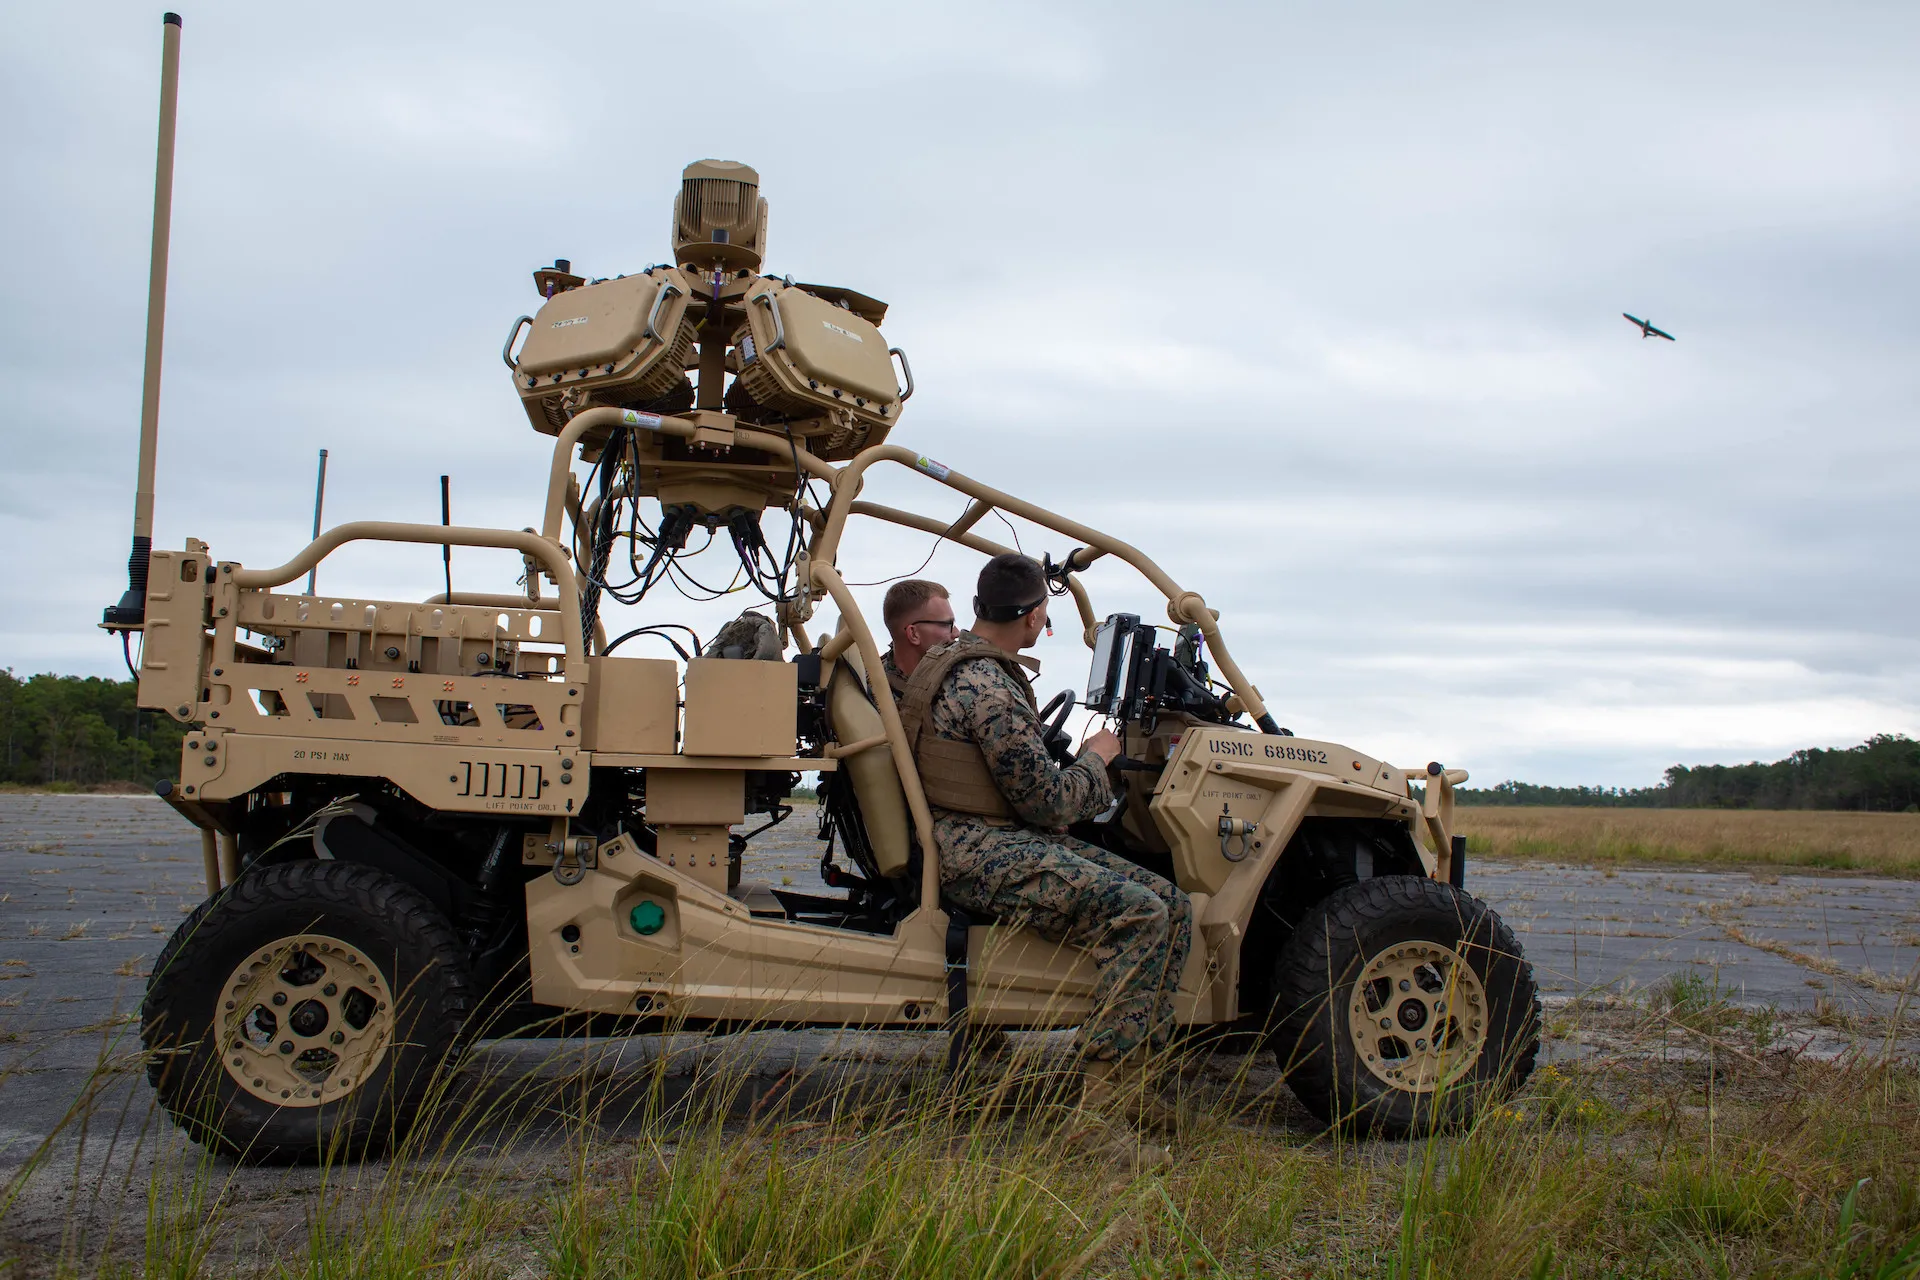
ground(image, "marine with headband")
xmin=896 ymin=554 xmax=1193 ymax=1156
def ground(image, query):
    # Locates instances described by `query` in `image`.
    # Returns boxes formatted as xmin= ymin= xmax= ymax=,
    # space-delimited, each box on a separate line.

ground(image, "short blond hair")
xmin=882 ymin=579 xmax=949 ymax=633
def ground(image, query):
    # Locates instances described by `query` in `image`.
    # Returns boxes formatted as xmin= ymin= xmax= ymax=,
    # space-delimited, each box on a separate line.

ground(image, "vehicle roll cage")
xmin=215 ymin=403 xmax=1280 ymax=872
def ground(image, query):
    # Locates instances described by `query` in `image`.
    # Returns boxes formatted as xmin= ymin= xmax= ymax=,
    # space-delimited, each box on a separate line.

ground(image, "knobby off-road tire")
xmin=142 ymin=860 xmax=472 ymax=1163
xmin=1270 ymin=875 xmax=1538 ymax=1137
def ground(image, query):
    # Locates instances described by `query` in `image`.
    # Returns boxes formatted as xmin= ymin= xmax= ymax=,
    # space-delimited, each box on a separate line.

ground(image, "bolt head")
xmin=279 ymin=1041 xmax=294 ymax=1054
xmin=322 ymin=983 xmax=337 ymax=996
xmin=330 ymin=1031 xmax=344 ymax=1045
xmin=271 ymin=992 xmax=287 ymax=1006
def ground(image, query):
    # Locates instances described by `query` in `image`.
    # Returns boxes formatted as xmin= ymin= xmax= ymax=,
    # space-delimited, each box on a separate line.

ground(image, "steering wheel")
xmin=1035 ymin=689 xmax=1078 ymax=766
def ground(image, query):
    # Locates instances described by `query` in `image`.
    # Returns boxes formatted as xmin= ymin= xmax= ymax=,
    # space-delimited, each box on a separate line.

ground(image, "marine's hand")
xmin=1081 ymin=727 xmax=1123 ymax=765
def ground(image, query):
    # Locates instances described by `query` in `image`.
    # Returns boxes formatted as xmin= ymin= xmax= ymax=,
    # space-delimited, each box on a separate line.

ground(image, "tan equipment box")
xmin=680 ymin=658 xmax=796 ymax=757
xmin=581 ymin=655 xmax=679 ymax=754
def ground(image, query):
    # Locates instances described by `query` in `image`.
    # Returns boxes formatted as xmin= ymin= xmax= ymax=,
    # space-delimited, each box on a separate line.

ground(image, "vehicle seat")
xmin=827 ymin=646 xmax=913 ymax=878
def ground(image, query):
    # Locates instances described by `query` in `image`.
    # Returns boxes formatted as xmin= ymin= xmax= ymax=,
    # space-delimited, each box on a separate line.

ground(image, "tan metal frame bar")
xmin=814 ymin=445 xmax=1273 ymax=726
xmin=810 ymin=562 xmax=939 ymax=908
xmin=227 ymin=523 xmax=588 ymax=681
xmin=843 ymin=500 xmax=1099 ymax=645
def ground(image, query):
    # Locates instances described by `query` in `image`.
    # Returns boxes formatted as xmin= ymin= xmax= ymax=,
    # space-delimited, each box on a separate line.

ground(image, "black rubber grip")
xmin=163 ymin=12 xmax=182 ymax=26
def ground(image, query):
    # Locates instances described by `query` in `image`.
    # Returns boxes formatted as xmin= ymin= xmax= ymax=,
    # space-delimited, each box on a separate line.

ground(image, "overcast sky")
xmin=3 ymin=0 xmax=1915 ymax=786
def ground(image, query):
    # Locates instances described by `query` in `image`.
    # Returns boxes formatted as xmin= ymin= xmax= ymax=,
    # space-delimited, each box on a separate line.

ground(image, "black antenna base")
xmin=102 ymin=535 xmax=152 ymax=630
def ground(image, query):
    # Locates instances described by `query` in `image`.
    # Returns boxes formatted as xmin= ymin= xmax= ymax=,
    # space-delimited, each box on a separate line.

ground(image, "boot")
xmin=1082 ymin=1050 xmax=1183 ymax=1134
xmin=974 ymin=1025 xmax=1013 ymax=1058
xmin=1063 ymin=1099 xmax=1172 ymax=1173
xmin=950 ymin=1023 xmax=1013 ymax=1064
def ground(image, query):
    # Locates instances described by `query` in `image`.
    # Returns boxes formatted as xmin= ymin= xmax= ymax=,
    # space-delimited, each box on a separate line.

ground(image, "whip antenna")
xmin=305 ymin=447 xmax=328 ymax=595
xmin=103 ymin=12 xmax=184 ymax=631
xmin=440 ymin=475 xmax=453 ymax=603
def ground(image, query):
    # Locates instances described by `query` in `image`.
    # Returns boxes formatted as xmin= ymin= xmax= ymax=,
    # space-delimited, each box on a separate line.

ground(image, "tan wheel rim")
xmin=1346 ymin=940 xmax=1487 ymax=1094
xmin=217 ymin=934 xmax=393 ymax=1108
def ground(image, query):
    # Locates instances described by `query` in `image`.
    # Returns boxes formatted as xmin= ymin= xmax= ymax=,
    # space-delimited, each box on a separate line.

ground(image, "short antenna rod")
xmin=305 ymin=448 xmax=328 ymax=595
xmin=440 ymin=475 xmax=453 ymax=603
xmin=104 ymin=12 xmax=184 ymax=630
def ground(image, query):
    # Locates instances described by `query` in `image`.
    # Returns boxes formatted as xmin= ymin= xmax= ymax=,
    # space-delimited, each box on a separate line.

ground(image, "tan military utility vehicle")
xmin=106 ymin=21 xmax=1535 ymax=1163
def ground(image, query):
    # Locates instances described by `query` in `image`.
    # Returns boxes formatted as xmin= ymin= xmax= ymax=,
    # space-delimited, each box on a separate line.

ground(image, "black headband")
xmin=974 ymin=595 xmax=1046 ymax=623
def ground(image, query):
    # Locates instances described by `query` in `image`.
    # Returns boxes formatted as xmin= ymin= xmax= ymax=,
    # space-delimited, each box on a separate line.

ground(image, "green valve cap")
xmin=629 ymin=900 xmax=666 ymax=935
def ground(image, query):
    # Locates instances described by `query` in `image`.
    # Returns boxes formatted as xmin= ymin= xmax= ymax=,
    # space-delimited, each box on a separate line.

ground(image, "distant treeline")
xmin=1461 ymin=735 xmax=1920 ymax=812
xmin=5 ymin=668 xmax=1917 ymax=812
xmin=0 ymin=670 xmax=186 ymax=788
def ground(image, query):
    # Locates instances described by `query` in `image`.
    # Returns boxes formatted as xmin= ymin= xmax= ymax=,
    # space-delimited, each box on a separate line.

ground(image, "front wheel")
xmin=142 ymin=860 xmax=472 ymax=1163
xmin=1270 ymin=875 xmax=1538 ymax=1136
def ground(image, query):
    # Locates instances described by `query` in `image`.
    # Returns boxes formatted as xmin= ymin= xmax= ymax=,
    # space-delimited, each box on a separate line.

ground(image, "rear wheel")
xmin=1270 ymin=875 xmax=1537 ymax=1136
xmin=142 ymin=859 xmax=471 ymax=1163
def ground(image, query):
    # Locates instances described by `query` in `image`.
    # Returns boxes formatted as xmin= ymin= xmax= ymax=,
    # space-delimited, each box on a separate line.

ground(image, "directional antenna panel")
xmin=510 ymin=269 xmax=696 ymax=435
xmin=734 ymin=280 xmax=904 ymax=459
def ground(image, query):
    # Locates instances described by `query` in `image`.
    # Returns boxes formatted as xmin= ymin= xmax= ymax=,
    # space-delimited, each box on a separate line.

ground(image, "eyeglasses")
xmin=905 ymin=617 xmax=959 ymax=633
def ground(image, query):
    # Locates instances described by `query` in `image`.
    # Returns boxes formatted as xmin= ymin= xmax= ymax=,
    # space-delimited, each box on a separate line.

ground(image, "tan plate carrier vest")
xmin=896 ymin=634 xmax=1036 ymax=820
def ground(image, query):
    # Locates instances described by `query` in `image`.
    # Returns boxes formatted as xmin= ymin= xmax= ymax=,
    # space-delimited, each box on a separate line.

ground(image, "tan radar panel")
xmin=510 ymin=268 xmax=696 ymax=435
xmin=734 ymin=279 xmax=904 ymax=458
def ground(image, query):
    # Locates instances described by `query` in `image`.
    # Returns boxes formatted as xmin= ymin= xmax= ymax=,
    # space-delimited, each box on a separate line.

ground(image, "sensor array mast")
xmin=502 ymin=160 xmax=916 ymax=646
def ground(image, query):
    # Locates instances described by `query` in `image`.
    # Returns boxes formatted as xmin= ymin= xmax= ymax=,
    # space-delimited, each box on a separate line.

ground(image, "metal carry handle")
xmin=501 ymin=315 xmax=532 ymax=370
xmin=754 ymin=290 xmax=788 ymax=352
xmin=642 ymin=283 xmax=684 ymax=344
xmin=889 ymin=347 xmax=914 ymax=401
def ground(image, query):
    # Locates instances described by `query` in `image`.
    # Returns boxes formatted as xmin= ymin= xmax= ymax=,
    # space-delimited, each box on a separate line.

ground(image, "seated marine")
xmin=879 ymin=578 xmax=958 ymax=697
xmin=898 ymin=554 xmax=1193 ymax=1157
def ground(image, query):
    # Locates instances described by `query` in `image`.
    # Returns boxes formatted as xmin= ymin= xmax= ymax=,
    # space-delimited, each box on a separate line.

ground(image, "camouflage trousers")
xmin=935 ymin=813 xmax=1193 ymax=1062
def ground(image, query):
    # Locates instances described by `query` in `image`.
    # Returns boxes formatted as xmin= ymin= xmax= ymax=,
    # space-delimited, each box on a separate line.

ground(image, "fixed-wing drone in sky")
xmin=1623 ymin=313 xmax=1676 ymax=341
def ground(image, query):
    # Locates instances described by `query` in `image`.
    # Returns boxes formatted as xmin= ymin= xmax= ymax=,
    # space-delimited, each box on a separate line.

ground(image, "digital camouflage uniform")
xmin=880 ymin=649 xmax=909 ymax=698
xmin=923 ymin=635 xmax=1192 ymax=1062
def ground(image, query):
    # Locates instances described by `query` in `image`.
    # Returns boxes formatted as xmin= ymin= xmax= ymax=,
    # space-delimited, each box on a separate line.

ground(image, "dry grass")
xmin=1457 ymin=806 xmax=1920 ymax=877
xmin=5 ymin=998 xmax=1920 ymax=1279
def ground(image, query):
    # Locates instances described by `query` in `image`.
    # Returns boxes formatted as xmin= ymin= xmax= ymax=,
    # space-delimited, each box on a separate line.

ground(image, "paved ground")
xmin=1472 ymin=858 xmax=1920 ymax=1013
xmin=1 ymin=793 xmax=1917 ymax=1254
